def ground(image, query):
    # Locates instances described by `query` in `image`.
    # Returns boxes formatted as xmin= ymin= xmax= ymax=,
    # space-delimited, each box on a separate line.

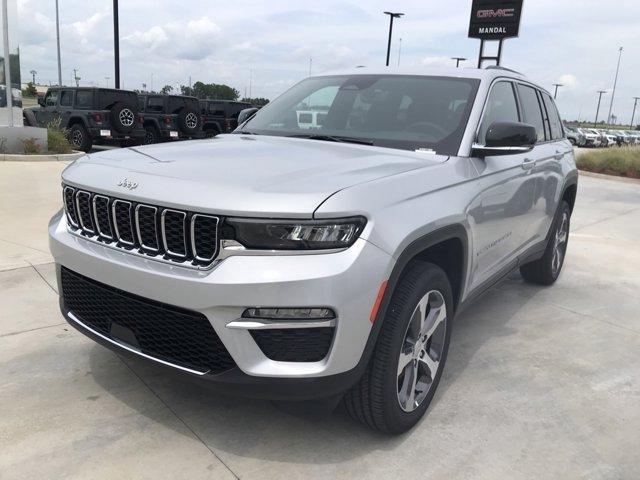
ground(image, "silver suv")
xmin=50 ymin=67 xmax=578 ymax=434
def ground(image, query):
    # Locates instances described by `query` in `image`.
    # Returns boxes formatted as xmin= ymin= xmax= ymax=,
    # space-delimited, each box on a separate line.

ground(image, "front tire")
xmin=520 ymin=201 xmax=571 ymax=285
xmin=144 ymin=126 xmax=159 ymax=145
xmin=344 ymin=262 xmax=453 ymax=434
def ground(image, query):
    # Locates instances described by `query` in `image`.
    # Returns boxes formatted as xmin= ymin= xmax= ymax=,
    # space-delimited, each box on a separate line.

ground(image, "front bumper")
xmin=49 ymin=212 xmax=392 ymax=396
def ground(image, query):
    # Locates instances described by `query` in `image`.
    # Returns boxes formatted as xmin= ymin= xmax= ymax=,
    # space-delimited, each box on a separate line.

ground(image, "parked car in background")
xmin=600 ymin=130 xmax=617 ymax=147
xmin=625 ymin=130 xmax=640 ymax=144
xmin=580 ymin=128 xmax=601 ymax=148
xmin=199 ymin=100 xmax=254 ymax=137
xmin=52 ymin=66 xmax=578 ymax=434
xmin=564 ymin=125 xmax=585 ymax=146
xmin=23 ymin=87 xmax=145 ymax=152
xmin=138 ymin=94 xmax=204 ymax=144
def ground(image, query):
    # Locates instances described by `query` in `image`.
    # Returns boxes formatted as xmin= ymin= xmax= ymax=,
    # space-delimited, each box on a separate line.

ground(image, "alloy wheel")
xmin=71 ymin=129 xmax=83 ymax=148
xmin=185 ymin=112 xmax=198 ymax=129
xmin=119 ymin=108 xmax=135 ymax=127
xmin=397 ymin=290 xmax=447 ymax=413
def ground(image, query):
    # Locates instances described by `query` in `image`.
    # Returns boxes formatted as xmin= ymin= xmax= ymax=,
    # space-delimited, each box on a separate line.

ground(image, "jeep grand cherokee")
xmin=50 ymin=67 xmax=577 ymax=434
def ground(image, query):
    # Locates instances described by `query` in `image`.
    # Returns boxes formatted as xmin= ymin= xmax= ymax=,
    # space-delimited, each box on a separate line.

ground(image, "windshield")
xmin=239 ymin=74 xmax=480 ymax=155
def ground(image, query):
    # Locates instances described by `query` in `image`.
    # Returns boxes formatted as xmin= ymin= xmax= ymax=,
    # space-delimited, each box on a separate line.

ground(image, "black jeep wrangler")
xmin=199 ymin=100 xmax=253 ymax=137
xmin=138 ymin=94 xmax=204 ymax=144
xmin=23 ymin=87 xmax=144 ymax=152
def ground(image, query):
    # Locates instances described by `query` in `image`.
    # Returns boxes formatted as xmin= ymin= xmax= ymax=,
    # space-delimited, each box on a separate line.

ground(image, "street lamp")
xmin=113 ymin=0 xmax=120 ymax=89
xmin=55 ymin=0 xmax=62 ymax=85
xmin=631 ymin=97 xmax=640 ymax=129
xmin=452 ymin=57 xmax=467 ymax=68
xmin=105 ymin=76 xmax=110 ymax=88
xmin=383 ymin=11 xmax=404 ymax=67
xmin=594 ymin=90 xmax=607 ymax=128
xmin=30 ymin=69 xmax=37 ymax=84
xmin=553 ymin=83 xmax=563 ymax=99
xmin=607 ymin=47 xmax=623 ymax=124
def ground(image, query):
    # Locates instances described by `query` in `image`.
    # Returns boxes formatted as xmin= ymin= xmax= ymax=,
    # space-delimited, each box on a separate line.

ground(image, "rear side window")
xmin=137 ymin=96 xmax=146 ymax=110
xmin=210 ymin=104 xmax=225 ymax=115
xmin=478 ymin=81 xmax=519 ymax=144
xmin=59 ymin=90 xmax=73 ymax=107
xmin=75 ymin=91 xmax=93 ymax=109
xmin=147 ymin=97 xmax=164 ymax=113
xmin=44 ymin=90 xmax=59 ymax=107
xmin=517 ymin=84 xmax=546 ymax=142
xmin=542 ymin=93 xmax=563 ymax=140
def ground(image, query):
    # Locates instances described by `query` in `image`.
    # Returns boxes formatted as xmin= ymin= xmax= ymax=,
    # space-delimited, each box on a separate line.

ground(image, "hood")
xmin=62 ymin=134 xmax=446 ymax=218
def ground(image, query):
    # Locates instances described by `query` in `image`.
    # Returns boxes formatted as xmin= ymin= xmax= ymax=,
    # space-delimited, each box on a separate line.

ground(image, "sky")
xmin=15 ymin=0 xmax=640 ymax=124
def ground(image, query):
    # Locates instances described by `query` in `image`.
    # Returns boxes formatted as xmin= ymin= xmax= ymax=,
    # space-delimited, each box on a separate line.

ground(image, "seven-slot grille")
xmin=63 ymin=185 xmax=219 ymax=268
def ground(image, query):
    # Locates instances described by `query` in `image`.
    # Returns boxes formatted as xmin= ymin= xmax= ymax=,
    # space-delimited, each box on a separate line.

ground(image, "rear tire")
xmin=177 ymin=107 xmax=200 ymax=136
xmin=344 ymin=261 xmax=453 ymax=434
xmin=110 ymin=102 xmax=137 ymax=134
xmin=68 ymin=123 xmax=92 ymax=152
xmin=520 ymin=201 xmax=571 ymax=285
xmin=144 ymin=126 xmax=159 ymax=145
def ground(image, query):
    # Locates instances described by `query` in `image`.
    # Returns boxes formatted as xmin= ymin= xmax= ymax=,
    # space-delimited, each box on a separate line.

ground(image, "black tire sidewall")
xmin=544 ymin=201 xmax=571 ymax=281
xmin=144 ymin=126 xmax=159 ymax=145
xmin=110 ymin=102 xmax=137 ymax=134
xmin=374 ymin=262 xmax=454 ymax=433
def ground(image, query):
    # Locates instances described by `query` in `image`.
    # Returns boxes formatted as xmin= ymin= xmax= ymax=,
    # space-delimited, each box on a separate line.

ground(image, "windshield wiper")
xmin=288 ymin=134 xmax=374 ymax=146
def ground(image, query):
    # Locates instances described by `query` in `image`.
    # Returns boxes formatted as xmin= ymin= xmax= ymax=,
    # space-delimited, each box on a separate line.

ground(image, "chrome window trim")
xmin=67 ymin=312 xmax=209 ymax=375
xmin=135 ymin=204 xmax=160 ymax=253
xmin=161 ymin=209 xmax=187 ymax=258
xmin=92 ymin=195 xmax=113 ymax=240
xmin=111 ymin=199 xmax=135 ymax=246
xmin=63 ymin=186 xmax=79 ymax=228
xmin=75 ymin=190 xmax=95 ymax=234
xmin=190 ymin=214 xmax=219 ymax=262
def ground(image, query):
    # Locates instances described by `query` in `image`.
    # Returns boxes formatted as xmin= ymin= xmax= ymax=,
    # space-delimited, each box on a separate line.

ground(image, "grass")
xmin=576 ymin=147 xmax=640 ymax=179
xmin=47 ymin=125 xmax=73 ymax=154
xmin=22 ymin=137 xmax=42 ymax=155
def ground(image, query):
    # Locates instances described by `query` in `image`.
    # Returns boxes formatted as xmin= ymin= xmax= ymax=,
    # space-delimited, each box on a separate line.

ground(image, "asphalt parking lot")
xmin=1 ymin=161 xmax=639 ymax=479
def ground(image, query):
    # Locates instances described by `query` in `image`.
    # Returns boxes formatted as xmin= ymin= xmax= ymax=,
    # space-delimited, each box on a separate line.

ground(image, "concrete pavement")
xmin=1 ymin=161 xmax=639 ymax=479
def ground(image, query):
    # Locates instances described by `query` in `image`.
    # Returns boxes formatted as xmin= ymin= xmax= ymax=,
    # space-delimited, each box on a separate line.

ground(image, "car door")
xmin=467 ymin=80 xmax=538 ymax=292
xmin=58 ymin=89 xmax=74 ymax=127
xmin=527 ymin=91 xmax=570 ymax=245
xmin=515 ymin=84 xmax=564 ymax=249
xmin=35 ymin=89 xmax=59 ymax=126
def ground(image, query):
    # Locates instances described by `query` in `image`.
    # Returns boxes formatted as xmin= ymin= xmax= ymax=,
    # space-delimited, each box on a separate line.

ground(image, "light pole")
xmin=594 ymin=90 xmax=607 ymax=128
xmin=553 ymin=83 xmax=563 ymax=99
xmin=607 ymin=46 xmax=623 ymax=124
xmin=452 ymin=57 xmax=467 ymax=68
xmin=397 ymin=38 xmax=402 ymax=67
xmin=631 ymin=97 xmax=640 ymax=129
xmin=383 ymin=11 xmax=404 ymax=67
xmin=55 ymin=0 xmax=62 ymax=85
xmin=105 ymin=76 xmax=110 ymax=88
xmin=113 ymin=0 xmax=120 ymax=89
xmin=30 ymin=69 xmax=37 ymax=84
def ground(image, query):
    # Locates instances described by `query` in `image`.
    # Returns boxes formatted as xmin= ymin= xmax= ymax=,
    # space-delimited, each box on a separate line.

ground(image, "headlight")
xmin=224 ymin=217 xmax=366 ymax=250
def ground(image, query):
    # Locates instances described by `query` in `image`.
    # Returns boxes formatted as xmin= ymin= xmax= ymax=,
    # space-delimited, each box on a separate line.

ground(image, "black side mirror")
xmin=472 ymin=121 xmax=537 ymax=157
xmin=237 ymin=107 xmax=259 ymax=126
xmin=38 ymin=97 xmax=45 ymax=107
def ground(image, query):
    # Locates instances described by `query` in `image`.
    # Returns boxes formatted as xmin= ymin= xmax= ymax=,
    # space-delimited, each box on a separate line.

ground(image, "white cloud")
xmin=558 ymin=74 xmax=578 ymax=89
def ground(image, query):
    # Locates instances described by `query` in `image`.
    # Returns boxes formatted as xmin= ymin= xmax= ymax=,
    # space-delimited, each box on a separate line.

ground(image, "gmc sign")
xmin=469 ymin=0 xmax=523 ymax=40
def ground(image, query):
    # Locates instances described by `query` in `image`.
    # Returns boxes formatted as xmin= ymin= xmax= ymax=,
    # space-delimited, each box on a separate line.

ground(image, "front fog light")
xmin=242 ymin=307 xmax=335 ymax=320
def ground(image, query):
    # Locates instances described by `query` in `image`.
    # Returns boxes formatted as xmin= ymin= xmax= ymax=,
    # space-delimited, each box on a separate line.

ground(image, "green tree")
xmin=22 ymin=81 xmax=37 ymax=97
xmin=179 ymin=81 xmax=240 ymax=101
xmin=159 ymin=85 xmax=173 ymax=94
xmin=241 ymin=97 xmax=269 ymax=107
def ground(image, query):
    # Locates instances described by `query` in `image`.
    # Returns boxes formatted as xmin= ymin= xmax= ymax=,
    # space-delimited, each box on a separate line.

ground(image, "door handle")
xmin=522 ymin=158 xmax=536 ymax=170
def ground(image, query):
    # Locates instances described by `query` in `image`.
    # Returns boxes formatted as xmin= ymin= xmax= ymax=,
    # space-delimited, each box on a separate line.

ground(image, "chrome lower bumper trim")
xmin=225 ymin=318 xmax=336 ymax=330
xmin=67 ymin=311 xmax=210 ymax=376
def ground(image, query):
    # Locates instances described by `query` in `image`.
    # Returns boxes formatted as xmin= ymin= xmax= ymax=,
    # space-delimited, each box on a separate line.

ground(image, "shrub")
xmin=22 ymin=137 xmax=42 ymax=155
xmin=47 ymin=124 xmax=73 ymax=154
xmin=576 ymin=147 xmax=640 ymax=179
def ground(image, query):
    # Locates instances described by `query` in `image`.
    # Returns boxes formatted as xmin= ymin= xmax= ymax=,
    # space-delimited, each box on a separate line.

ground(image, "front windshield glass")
xmin=239 ymin=74 xmax=480 ymax=155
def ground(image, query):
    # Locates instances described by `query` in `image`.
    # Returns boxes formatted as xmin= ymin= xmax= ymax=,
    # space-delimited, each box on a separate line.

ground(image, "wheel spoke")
xmin=401 ymin=362 xmax=418 ymax=411
xmin=422 ymin=302 xmax=446 ymax=340
xmin=419 ymin=349 xmax=439 ymax=379
xmin=397 ymin=348 xmax=414 ymax=378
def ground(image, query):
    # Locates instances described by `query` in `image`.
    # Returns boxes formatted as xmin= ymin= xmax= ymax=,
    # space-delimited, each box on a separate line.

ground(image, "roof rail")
xmin=485 ymin=65 xmax=523 ymax=75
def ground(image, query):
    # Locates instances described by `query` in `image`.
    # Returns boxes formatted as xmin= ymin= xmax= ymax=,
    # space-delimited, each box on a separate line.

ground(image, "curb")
xmin=0 ymin=151 xmax=86 ymax=162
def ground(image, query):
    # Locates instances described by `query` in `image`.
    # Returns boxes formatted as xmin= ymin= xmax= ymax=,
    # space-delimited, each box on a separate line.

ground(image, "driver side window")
xmin=44 ymin=90 xmax=59 ymax=107
xmin=478 ymin=82 xmax=519 ymax=144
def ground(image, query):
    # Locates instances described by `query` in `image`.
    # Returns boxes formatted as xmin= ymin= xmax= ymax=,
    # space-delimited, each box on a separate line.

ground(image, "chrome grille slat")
xmin=63 ymin=186 xmax=79 ymax=228
xmin=75 ymin=191 xmax=95 ymax=233
xmin=191 ymin=214 xmax=219 ymax=262
xmin=62 ymin=185 xmax=221 ymax=269
xmin=161 ymin=209 xmax=187 ymax=258
xmin=112 ymin=200 xmax=135 ymax=246
xmin=92 ymin=195 xmax=113 ymax=240
xmin=135 ymin=205 xmax=159 ymax=252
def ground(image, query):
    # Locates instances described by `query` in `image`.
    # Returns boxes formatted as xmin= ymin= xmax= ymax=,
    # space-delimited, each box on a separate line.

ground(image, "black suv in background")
xmin=23 ymin=87 xmax=144 ymax=152
xmin=199 ymin=100 xmax=253 ymax=137
xmin=138 ymin=94 xmax=204 ymax=144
